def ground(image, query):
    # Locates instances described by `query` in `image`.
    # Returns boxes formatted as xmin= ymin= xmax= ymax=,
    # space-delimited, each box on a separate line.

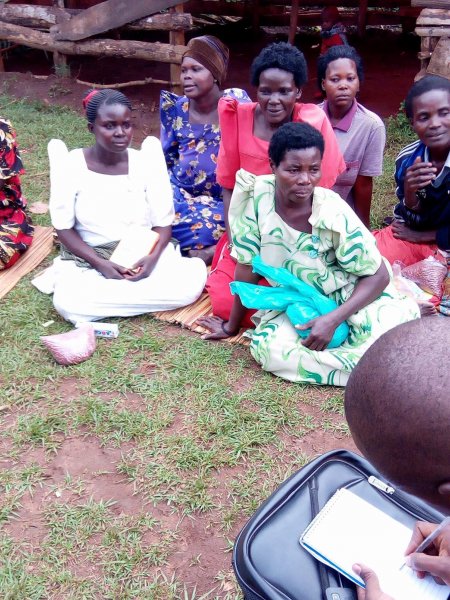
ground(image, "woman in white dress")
xmin=49 ymin=89 xmax=207 ymax=324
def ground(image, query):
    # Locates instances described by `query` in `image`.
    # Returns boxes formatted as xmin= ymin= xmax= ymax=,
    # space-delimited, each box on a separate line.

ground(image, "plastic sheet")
xmin=401 ymin=256 xmax=447 ymax=298
xmin=41 ymin=324 xmax=96 ymax=365
xmin=230 ymin=256 xmax=349 ymax=348
xmin=392 ymin=262 xmax=432 ymax=303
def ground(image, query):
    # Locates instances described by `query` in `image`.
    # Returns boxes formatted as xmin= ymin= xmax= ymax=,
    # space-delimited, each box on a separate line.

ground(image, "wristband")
xmin=407 ymin=190 xmax=425 ymax=212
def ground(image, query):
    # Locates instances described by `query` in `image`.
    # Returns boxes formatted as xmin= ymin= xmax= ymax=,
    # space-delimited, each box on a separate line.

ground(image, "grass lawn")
xmin=0 ymin=93 xmax=415 ymax=599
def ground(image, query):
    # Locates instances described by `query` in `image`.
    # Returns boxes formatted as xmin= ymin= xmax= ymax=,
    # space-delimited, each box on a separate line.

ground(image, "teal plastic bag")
xmin=230 ymin=256 xmax=349 ymax=348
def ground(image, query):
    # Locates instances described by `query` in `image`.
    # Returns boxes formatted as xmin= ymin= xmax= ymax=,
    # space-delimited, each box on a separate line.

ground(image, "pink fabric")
xmin=216 ymin=99 xmax=346 ymax=190
xmin=207 ymin=235 xmax=259 ymax=328
xmin=373 ymin=225 xmax=437 ymax=267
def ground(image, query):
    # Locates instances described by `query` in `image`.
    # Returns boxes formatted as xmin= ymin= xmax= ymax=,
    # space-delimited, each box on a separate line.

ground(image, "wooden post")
xmin=170 ymin=3 xmax=184 ymax=92
xmin=357 ymin=0 xmax=369 ymax=37
xmin=0 ymin=5 xmax=192 ymax=32
xmin=53 ymin=0 xmax=69 ymax=76
xmin=414 ymin=8 xmax=450 ymax=80
xmin=0 ymin=21 xmax=186 ymax=64
xmin=252 ymin=0 xmax=261 ymax=33
xmin=288 ymin=0 xmax=300 ymax=44
xmin=426 ymin=37 xmax=450 ymax=78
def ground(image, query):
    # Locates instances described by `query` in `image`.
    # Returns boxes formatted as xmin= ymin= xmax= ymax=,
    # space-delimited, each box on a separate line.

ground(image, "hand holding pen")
xmin=353 ymin=517 xmax=450 ymax=600
xmin=404 ymin=517 xmax=450 ymax=586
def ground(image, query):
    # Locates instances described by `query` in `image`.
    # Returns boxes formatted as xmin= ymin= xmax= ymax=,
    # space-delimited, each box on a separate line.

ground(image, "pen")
xmin=411 ymin=517 xmax=450 ymax=555
xmin=401 ymin=516 xmax=450 ymax=570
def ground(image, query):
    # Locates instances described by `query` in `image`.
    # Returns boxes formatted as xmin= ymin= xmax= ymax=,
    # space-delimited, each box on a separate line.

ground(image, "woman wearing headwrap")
xmin=160 ymin=35 xmax=250 ymax=264
xmin=47 ymin=89 xmax=206 ymax=324
xmin=0 ymin=117 xmax=33 ymax=270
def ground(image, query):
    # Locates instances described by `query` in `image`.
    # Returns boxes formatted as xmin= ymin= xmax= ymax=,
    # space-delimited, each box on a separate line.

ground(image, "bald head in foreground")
xmin=345 ymin=317 xmax=450 ymax=512
xmin=345 ymin=318 xmax=450 ymax=599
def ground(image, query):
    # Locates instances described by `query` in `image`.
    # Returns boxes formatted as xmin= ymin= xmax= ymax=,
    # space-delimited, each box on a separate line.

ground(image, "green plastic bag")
xmin=230 ymin=256 xmax=349 ymax=348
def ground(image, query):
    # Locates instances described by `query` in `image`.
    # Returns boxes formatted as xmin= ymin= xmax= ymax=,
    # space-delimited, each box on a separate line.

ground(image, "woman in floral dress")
xmin=200 ymin=123 xmax=419 ymax=386
xmin=160 ymin=35 xmax=249 ymax=263
xmin=0 ymin=117 xmax=33 ymax=270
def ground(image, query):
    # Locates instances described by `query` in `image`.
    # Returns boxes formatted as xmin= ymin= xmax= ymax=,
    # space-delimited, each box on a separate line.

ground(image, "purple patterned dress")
xmin=160 ymin=88 xmax=250 ymax=252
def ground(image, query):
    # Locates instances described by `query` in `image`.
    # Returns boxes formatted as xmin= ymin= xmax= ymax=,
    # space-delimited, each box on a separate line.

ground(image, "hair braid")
xmin=82 ymin=89 xmax=132 ymax=124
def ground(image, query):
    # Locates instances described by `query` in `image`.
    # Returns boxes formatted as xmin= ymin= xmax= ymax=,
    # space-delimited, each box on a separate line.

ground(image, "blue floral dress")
xmin=160 ymin=88 xmax=250 ymax=252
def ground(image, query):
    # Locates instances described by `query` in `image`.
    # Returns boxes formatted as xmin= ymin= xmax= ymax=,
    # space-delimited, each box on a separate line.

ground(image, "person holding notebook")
xmin=48 ymin=89 xmax=207 ymax=323
xmin=345 ymin=317 xmax=450 ymax=598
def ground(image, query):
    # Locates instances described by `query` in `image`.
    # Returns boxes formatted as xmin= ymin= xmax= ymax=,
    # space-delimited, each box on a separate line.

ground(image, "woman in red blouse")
xmin=202 ymin=42 xmax=345 ymax=331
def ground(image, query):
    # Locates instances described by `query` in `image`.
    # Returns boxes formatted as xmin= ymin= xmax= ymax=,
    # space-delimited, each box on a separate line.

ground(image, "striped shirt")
xmin=394 ymin=140 xmax=450 ymax=250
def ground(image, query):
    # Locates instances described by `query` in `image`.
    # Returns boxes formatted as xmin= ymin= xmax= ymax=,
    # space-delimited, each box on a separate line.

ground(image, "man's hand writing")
xmin=405 ymin=521 xmax=450 ymax=586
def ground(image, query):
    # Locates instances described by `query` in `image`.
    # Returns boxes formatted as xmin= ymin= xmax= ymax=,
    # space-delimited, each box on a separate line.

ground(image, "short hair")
xmin=404 ymin=75 xmax=450 ymax=119
xmin=345 ymin=318 xmax=450 ymax=508
xmin=82 ymin=89 xmax=132 ymax=124
xmin=268 ymin=122 xmax=324 ymax=166
xmin=317 ymin=45 xmax=364 ymax=89
xmin=250 ymin=42 xmax=308 ymax=88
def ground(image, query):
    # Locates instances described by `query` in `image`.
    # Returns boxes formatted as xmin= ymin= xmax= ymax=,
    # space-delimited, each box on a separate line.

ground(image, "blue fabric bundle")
xmin=230 ymin=256 xmax=349 ymax=348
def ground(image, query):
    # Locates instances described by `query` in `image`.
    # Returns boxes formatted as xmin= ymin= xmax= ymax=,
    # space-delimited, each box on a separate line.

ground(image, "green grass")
xmin=0 ymin=92 xmax=414 ymax=598
xmin=371 ymin=105 xmax=415 ymax=228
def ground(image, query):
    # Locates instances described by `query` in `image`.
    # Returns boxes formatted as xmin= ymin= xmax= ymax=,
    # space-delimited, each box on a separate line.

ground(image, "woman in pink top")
xmin=202 ymin=42 xmax=345 ymax=331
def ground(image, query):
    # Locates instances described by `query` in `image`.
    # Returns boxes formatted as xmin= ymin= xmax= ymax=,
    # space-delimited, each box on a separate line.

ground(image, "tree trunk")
xmin=53 ymin=0 xmax=69 ymax=76
xmin=0 ymin=4 xmax=192 ymax=32
xmin=52 ymin=0 xmax=184 ymax=40
xmin=0 ymin=21 xmax=186 ymax=64
xmin=169 ymin=3 xmax=184 ymax=93
xmin=412 ymin=0 xmax=450 ymax=7
xmin=288 ymin=0 xmax=299 ymax=44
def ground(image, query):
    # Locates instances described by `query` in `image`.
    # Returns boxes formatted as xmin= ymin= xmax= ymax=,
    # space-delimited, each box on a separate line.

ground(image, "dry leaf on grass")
xmin=29 ymin=202 xmax=49 ymax=214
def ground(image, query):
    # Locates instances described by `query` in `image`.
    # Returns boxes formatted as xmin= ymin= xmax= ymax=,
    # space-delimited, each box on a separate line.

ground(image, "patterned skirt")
xmin=0 ymin=207 xmax=34 ymax=270
xmin=172 ymin=191 xmax=225 ymax=253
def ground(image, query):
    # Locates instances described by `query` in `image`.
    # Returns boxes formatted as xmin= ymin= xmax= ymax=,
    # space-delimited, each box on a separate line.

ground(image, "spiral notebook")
xmin=299 ymin=488 xmax=450 ymax=600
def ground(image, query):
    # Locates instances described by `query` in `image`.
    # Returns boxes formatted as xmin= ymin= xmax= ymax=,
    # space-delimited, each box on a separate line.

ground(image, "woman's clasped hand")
xmin=48 ymin=88 xmax=206 ymax=324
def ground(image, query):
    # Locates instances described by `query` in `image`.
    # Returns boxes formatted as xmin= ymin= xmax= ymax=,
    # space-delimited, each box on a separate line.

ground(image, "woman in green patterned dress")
xmin=200 ymin=123 xmax=420 ymax=385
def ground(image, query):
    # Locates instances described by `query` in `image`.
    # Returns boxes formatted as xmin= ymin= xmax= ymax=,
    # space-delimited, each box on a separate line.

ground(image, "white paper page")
xmin=109 ymin=226 xmax=159 ymax=269
xmin=300 ymin=488 xmax=449 ymax=600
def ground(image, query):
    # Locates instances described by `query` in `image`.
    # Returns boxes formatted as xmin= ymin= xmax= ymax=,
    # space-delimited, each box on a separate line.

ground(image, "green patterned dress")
xmin=230 ymin=170 xmax=420 ymax=386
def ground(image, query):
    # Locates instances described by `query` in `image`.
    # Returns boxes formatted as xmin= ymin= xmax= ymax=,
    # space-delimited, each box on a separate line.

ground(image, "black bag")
xmin=233 ymin=449 xmax=444 ymax=600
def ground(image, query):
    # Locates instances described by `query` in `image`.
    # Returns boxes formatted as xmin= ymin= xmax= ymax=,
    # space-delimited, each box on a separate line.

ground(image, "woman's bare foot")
xmin=188 ymin=245 xmax=216 ymax=266
xmin=419 ymin=301 xmax=438 ymax=317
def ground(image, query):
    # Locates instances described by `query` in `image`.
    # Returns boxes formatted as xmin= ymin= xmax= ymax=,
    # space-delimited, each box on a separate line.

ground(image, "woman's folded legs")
xmin=52 ymin=245 xmax=207 ymax=324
